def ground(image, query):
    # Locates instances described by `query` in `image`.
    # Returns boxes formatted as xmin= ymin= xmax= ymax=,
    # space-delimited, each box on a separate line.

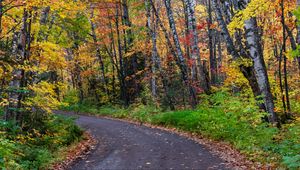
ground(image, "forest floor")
xmin=56 ymin=111 xmax=231 ymax=170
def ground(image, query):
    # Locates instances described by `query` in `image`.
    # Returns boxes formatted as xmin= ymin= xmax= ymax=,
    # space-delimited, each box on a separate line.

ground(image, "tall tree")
xmin=89 ymin=4 xmax=110 ymax=100
xmin=212 ymin=0 xmax=278 ymax=123
xmin=244 ymin=17 xmax=278 ymax=123
xmin=164 ymin=0 xmax=197 ymax=107
xmin=185 ymin=0 xmax=211 ymax=93
xmin=207 ymin=0 xmax=218 ymax=85
xmin=280 ymin=0 xmax=291 ymax=117
xmin=5 ymin=9 xmax=30 ymax=122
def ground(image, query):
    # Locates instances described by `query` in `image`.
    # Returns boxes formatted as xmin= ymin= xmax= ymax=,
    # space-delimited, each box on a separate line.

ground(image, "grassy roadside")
xmin=0 ymin=107 xmax=84 ymax=169
xmin=60 ymin=91 xmax=300 ymax=169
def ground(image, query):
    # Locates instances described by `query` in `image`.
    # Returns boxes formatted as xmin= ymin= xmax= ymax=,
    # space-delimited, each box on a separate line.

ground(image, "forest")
xmin=0 ymin=0 xmax=299 ymax=169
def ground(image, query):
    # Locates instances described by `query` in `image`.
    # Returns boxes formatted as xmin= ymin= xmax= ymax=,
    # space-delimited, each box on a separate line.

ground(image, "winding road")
xmin=63 ymin=113 xmax=229 ymax=170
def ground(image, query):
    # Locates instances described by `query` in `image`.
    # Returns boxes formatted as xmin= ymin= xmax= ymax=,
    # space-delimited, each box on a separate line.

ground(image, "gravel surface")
xmin=62 ymin=113 xmax=229 ymax=170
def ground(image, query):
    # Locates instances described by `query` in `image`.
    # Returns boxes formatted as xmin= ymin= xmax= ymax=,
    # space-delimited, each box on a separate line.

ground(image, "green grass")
xmin=60 ymin=91 xmax=300 ymax=169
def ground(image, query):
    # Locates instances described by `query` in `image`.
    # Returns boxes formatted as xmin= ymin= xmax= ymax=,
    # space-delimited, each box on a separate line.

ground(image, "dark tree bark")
xmin=73 ymin=49 xmax=84 ymax=104
xmin=164 ymin=0 xmax=197 ymax=108
xmin=107 ymin=19 xmax=118 ymax=99
xmin=145 ymin=0 xmax=157 ymax=98
xmin=89 ymin=5 xmax=110 ymax=100
xmin=207 ymin=0 xmax=218 ymax=85
xmin=280 ymin=0 xmax=291 ymax=116
xmin=115 ymin=3 xmax=128 ymax=105
xmin=278 ymin=43 xmax=287 ymax=117
xmin=121 ymin=0 xmax=141 ymax=105
xmin=5 ymin=9 xmax=30 ymax=122
xmin=217 ymin=31 xmax=223 ymax=83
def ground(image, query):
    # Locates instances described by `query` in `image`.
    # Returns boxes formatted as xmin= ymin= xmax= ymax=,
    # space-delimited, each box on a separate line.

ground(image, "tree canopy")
xmin=0 ymin=0 xmax=299 ymax=169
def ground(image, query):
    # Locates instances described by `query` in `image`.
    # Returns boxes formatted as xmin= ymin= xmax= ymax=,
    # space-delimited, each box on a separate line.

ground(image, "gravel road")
xmin=63 ymin=113 xmax=228 ymax=170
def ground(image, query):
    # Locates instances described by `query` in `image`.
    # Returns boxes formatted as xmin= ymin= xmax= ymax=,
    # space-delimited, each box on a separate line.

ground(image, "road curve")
xmin=64 ymin=113 xmax=228 ymax=170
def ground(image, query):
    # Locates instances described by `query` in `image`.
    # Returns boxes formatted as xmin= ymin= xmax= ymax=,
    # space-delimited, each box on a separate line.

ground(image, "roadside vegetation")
xmin=0 ymin=107 xmax=82 ymax=169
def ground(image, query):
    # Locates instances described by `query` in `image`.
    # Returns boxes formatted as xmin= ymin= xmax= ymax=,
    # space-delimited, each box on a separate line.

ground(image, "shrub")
xmin=0 ymin=114 xmax=82 ymax=169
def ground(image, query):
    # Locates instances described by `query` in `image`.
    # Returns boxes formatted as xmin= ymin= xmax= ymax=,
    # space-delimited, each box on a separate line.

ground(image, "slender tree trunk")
xmin=207 ymin=0 xmax=217 ymax=85
xmin=74 ymin=54 xmax=84 ymax=104
xmin=109 ymin=22 xmax=118 ymax=98
xmin=217 ymin=31 xmax=223 ymax=83
xmin=281 ymin=0 xmax=291 ymax=114
xmin=121 ymin=0 xmax=133 ymax=47
xmin=116 ymin=4 xmax=128 ymax=106
xmin=149 ymin=0 xmax=177 ymax=60
xmin=89 ymin=6 xmax=110 ymax=100
xmin=186 ymin=0 xmax=211 ymax=94
xmin=17 ymin=10 xmax=32 ymax=122
xmin=5 ymin=32 xmax=20 ymax=121
xmin=278 ymin=44 xmax=287 ymax=116
xmin=121 ymin=0 xmax=140 ymax=104
xmin=147 ymin=0 xmax=175 ymax=110
xmin=150 ymin=0 xmax=190 ymax=108
xmin=146 ymin=1 xmax=157 ymax=98
xmin=164 ymin=0 xmax=197 ymax=108
xmin=150 ymin=18 xmax=158 ymax=99
xmin=108 ymin=19 xmax=120 ymax=73
xmin=245 ymin=18 xmax=278 ymax=123
xmin=183 ymin=0 xmax=196 ymax=81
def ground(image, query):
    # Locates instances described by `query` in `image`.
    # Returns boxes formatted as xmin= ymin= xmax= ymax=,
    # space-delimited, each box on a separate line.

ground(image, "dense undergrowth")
xmin=61 ymin=91 xmax=300 ymax=169
xmin=0 ymin=107 xmax=82 ymax=169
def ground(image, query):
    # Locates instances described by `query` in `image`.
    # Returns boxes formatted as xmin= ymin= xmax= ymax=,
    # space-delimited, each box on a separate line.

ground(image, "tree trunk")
xmin=183 ymin=0 xmax=196 ymax=81
xmin=115 ymin=3 xmax=128 ymax=106
xmin=5 ymin=32 xmax=21 ymax=121
xmin=147 ymin=0 xmax=175 ymax=110
xmin=281 ymin=0 xmax=291 ymax=117
xmin=149 ymin=0 xmax=178 ymax=61
xmin=244 ymin=18 xmax=278 ymax=123
xmin=278 ymin=43 xmax=287 ymax=117
xmin=213 ymin=0 xmax=259 ymax=92
xmin=121 ymin=0 xmax=140 ymax=104
xmin=108 ymin=19 xmax=118 ymax=99
xmin=5 ymin=9 xmax=29 ymax=122
xmin=164 ymin=0 xmax=197 ymax=108
xmin=207 ymin=0 xmax=217 ymax=85
xmin=89 ymin=6 xmax=110 ymax=100
xmin=217 ymin=31 xmax=223 ymax=83
xmin=212 ymin=0 xmax=272 ymax=116
xmin=146 ymin=0 xmax=157 ymax=98
xmin=186 ymin=0 xmax=211 ymax=94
